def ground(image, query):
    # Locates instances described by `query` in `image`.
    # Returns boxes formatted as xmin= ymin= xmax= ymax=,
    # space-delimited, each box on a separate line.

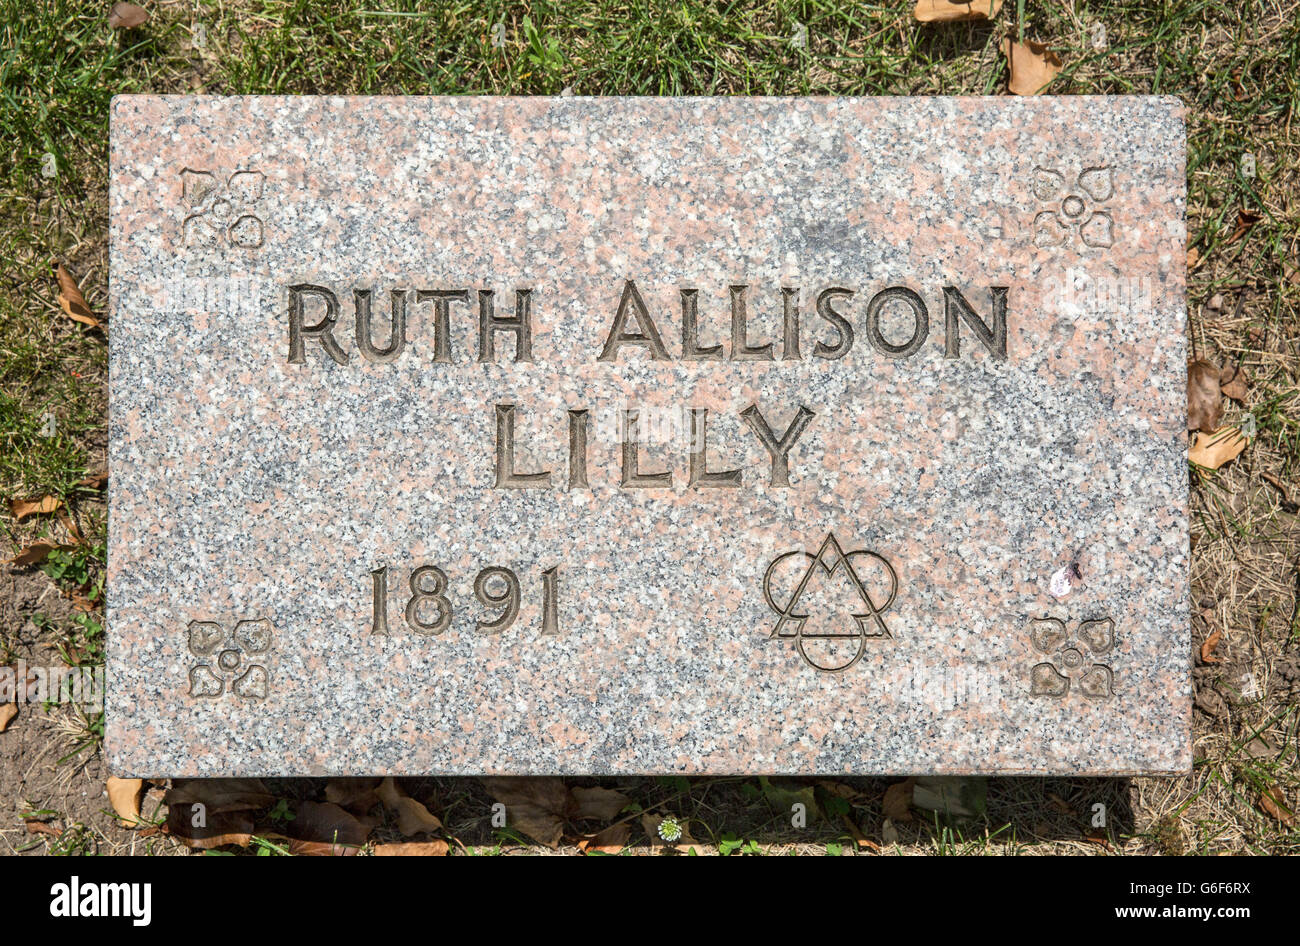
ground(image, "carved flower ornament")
xmin=1029 ymin=616 xmax=1114 ymax=699
xmin=188 ymin=619 xmax=272 ymax=699
xmin=181 ymin=168 xmax=265 ymax=249
xmin=1032 ymin=165 xmax=1115 ymax=249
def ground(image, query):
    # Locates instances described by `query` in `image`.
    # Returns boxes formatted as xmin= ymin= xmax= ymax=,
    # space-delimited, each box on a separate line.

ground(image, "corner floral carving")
xmin=181 ymin=168 xmax=265 ymax=249
xmin=1029 ymin=616 xmax=1115 ymax=700
xmin=188 ymin=618 xmax=272 ymax=699
xmin=1032 ymin=165 xmax=1114 ymax=249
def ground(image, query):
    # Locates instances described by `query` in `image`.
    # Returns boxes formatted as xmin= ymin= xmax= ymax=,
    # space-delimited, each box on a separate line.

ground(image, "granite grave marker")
xmin=108 ymin=96 xmax=1189 ymax=775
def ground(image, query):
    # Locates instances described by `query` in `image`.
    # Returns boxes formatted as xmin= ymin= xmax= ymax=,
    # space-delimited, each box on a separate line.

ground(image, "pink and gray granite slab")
xmin=108 ymin=96 xmax=1189 ymax=776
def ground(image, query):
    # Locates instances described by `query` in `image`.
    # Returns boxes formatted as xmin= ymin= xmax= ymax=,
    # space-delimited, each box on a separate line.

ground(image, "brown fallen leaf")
xmin=376 ymin=777 xmax=443 ymax=837
xmin=6 ymin=542 xmax=72 ymax=566
xmin=107 ymin=777 xmax=145 ymax=826
xmin=0 ymin=703 xmax=17 ymax=732
xmin=1260 ymin=472 xmax=1299 ymax=513
xmin=481 ymin=778 xmax=629 ymax=848
xmin=284 ymin=838 xmax=362 ymax=856
xmin=571 ymin=785 xmax=631 ymax=821
xmin=373 ymin=840 xmax=450 ymax=856
xmin=578 ymin=822 xmax=630 ymax=855
xmin=818 ymin=780 xmax=859 ymax=800
xmin=325 ymin=777 xmax=382 ymax=815
xmin=165 ymin=806 xmax=254 ymax=849
xmin=482 ymin=777 xmax=570 ymax=847
xmin=1187 ymin=247 xmax=1201 ymax=269
xmin=286 ymin=800 xmax=372 ymax=847
xmin=914 ymin=0 xmax=1003 ymax=22
xmin=1003 ymin=38 xmax=1061 ymax=96
xmin=1219 ymin=364 xmax=1249 ymax=402
xmin=1243 ymin=734 xmax=1278 ymax=760
xmin=164 ymin=777 xmax=275 ymax=813
xmin=1189 ymin=427 xmax=1247 ymax=470
xmin=882 ymin=777 xmax=916 ymax=823
xmin=52 ymin=262 xmax=101 ymax=329
xmin=1225 ymin=209 xmax=1262 ymax=246
xmin=108 ymin=2 xmax=149 ymax=29
xmin=10 ymin=495 xmax=62 ymax=521
xmin=1200 ymin=624 xmax=1223 ymax=664
xmin=26 ymin=820 xmax=62 ymax=838
xmin=841 ymin=813 xmax=880 ymax=851
xmin=57 ymin=510 xmax=83 ymax=545
xmin=1084 ymin=828 xmax=1111 ymax=849
xmin=1195 ymin=686 xmax=1228 ymax=719
xmin=881 ymin=818 xmax=900 ymax=845
xmin=77 ymin=471 xmax=108 ymax=490
xmin=1187 ymin=360 xmax=1223 ymax=432
xmin=1259 ymin=784 xmax=1295 ymax=826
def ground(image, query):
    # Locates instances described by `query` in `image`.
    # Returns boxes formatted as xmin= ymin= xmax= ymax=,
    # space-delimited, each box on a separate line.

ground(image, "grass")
xmin=0 ymin=0 xmax=1297 ymax=854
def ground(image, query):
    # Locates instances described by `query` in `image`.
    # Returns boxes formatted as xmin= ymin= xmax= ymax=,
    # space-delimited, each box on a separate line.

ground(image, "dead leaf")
xmin=818 ymin=780 xmax=859 ymax=800
xmin=53 ymin=262 xmax=101 ymax=329
xmin=1187 ymin=247 xmax=1201 ymax=269
xmin=161 ymin=782 xmax=270 ymax=850
xmin=107 ymin=777 xmax=145 ymax=826
xmin=1003 ymin=38 xmax=1061 ymax=95
xmin=914 ymin=0 xmax=1003 ymax=22
xmin=1084 ymin=828 xmax=1111 ymax=849
xmin=373 ymin=840 xmax=450 ymax=856
xmin=1200 ymin=624 xmax=1223 ymax=664
xmin=481 ymin=778 xmax=628 ymax=847
xmin=164 ymin=806 xmax=254 ymax=849
xmin=25 ymin=820 xmax=62 ymax=838
xmin=578 ymin=822 xmax=630 ymax=854
xmin=1219 ymin=364 xmax=1249 ymax=402
xmin=376 ymin=777 xmax=443 ymax=837
xmin=841 ymin=813 xmax=879 ymax=851
xmin=882 ymin=777 xmax=916 ymax=822
xmin=325 ymin=777 xmax=382 ymax=815
xmin=57 ymin=511 xmax=82 ymax=544
xmin=1258 ymin=784 xmax=1294 ymax=826
xmin=1261 ymin=472 xmax=1299 ymax=513
xmin=482 ymin=777 xmax=570 ymax=847
xmin=287 ymin=800 xmax=371 ymax=847
xmin=1189 ymin=427 xmax=1247 ymax=470
xmin=107 ymin=2 xmax=149 ymax=29
xmin=1225 ymin=209 xmax=1262 ymax=246
xmin=571 ymin=786 xmax=630 ymax=821
xmin=913 ymin=776 xmax=986 ymax=819
xmin=77 ymin=472 xmax=108 ymax=490
xmin=1243 ymin=734 xmax=1277 ymax=760
xmin=1187 ymin=360 xmax=1223 ymax=432
xmin=6 ymin=542 xmax=72 ymax=566
xmin=0 ymin=703 xmax=16 ymax=732
xmin=164 ymin=777 xmax=275 ymax=813
xmin=10 ymin=495 xmax=62 ymax=521
xmin=285 ymin=838 xmax=362 ymax=856
xmin=1195 ymin=686 xmax=1228 ymax=718
xmin=881 ymin=818 xmax=899 ymax=845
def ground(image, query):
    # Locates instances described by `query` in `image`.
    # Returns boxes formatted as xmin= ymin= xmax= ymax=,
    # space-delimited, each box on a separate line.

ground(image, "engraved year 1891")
xmin=368 ymin=564 xmax=561 ymax=637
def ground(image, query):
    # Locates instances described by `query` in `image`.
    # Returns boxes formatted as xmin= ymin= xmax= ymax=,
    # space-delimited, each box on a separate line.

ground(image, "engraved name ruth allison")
xmin=277 ymin=277 xmax=1009 ymax=661
xmin=286 ymin=278 xmax=1008 ymax=489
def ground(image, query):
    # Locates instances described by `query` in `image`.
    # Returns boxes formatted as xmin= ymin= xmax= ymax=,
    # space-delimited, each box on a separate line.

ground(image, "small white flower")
xmin=657 ymin=816 xmax=683 ymax=843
